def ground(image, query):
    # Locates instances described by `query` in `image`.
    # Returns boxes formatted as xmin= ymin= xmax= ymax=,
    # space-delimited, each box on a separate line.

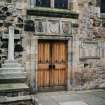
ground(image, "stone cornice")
xmin=27 ymin=7 xmax=79 ymax=19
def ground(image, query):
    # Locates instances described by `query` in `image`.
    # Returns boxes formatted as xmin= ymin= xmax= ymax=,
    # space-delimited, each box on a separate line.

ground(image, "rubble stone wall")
xmin=72 ymin=0 xmax=105 ymax=90
xmin=0 ymin=0 xmax=105 ymax=91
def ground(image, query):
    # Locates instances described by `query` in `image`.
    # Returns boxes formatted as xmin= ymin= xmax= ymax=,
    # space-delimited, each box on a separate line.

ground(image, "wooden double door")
xmin=37 ymin=40 xmax=67 ymax=91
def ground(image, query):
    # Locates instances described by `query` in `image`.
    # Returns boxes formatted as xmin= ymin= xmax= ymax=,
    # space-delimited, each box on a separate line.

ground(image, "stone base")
xmin=0 ymin=60 xmax=30 ymax=103
xmin=3 ymin=60 xmax=23 ymax=67
xmin=0 ymin=60 xmax=26 ymax=83
xmin=0 ymin=95 xmax=32 ymax=104
xmin=0 ymin=83 xmax=31 ymax=104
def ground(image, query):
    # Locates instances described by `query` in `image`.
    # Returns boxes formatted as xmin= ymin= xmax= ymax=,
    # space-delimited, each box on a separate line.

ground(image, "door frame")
xmin=34 ymin=37 xmax=73 ymax=92
xmin=37 ymin=40 xmax=68 ymax=91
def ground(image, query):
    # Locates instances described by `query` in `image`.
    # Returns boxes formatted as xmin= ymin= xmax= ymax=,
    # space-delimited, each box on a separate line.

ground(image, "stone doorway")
xmin=37 ymin=40 xmax=68 ymax=91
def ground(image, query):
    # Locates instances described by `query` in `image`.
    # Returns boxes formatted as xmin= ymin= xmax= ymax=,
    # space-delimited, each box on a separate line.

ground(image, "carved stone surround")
xmin=79 ymin=41 xmax=100 ymax=59
xmin=32 ymin=17 xmax=77 ymax=35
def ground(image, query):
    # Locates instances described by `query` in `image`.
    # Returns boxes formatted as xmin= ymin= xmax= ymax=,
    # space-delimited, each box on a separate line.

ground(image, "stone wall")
xmin=0 ymin=0 xmax=27 ymax=64
xmin=0 ymin=0 xmax=105 ymax=91
xmin=72 ymin=0 xmax=105 ymax=90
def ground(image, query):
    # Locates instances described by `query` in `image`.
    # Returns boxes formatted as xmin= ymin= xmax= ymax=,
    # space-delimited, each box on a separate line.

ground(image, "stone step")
xmin=0 ymin=83 xmax=29 ymax=92
xmin=0 ymin=83 xmax=29 ymax=100
xmin=0 ymin=68 xmax=24 ymax=73
xmin=0 ymin=78 xmax=26 ymax=83
xmin=2 ymin=63 xmax=22 ymax=68
xmin=0 ymin=95 xmax=32 ymax=104
xmin=4 ymin=60 xmax=19 ymax=64
xmin=0 ymin=72 xmax=27 ymax=80
xmin=0 ymin=67 xmax=24 ymax=71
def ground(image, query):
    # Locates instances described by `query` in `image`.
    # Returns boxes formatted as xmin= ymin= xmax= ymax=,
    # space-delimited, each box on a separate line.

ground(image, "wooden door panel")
xmin=52 ymin=42 xmax=67 ymax=86
xmin=38 ymin=42 xmax=50 ymax=87
xmin=37 ymin=70 xmax=50 ymax=87
xmin=55 ymin=64 xmax=66 ymax=69
xmin=38 ymin=64 xmax=49 ymax=69
xmin=51 ymin=69 xmax=66 ymax=86
xmin=38 ymin=42 xmax=50 ymax=63
xmin=52 ymin=42 xmax=66 ymax=63
xmin=37 ymin=40 xmax=67 ymax=90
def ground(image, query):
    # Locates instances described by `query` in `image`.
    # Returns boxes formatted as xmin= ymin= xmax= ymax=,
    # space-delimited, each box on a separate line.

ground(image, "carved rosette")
xmin=48 ymin=20 xmax=60 ymax=34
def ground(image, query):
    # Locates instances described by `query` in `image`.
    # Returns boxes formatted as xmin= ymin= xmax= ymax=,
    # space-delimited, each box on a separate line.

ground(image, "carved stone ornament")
xmin=48 ymin=20 xmax=59 ymax=34
xmin=62 ymin=22 xmax=70 ymax=34
xmin=36 ymin=21 xmax=44 ymax=32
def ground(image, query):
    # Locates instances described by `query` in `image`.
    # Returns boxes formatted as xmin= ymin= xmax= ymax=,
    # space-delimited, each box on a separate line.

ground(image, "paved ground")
xmin=36 ymin=89 xmax=105 ymax=105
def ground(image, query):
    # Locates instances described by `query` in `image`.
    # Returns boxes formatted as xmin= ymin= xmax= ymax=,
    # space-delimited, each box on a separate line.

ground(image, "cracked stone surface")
xmin=36 ymin=90 xmax=105 ymax=105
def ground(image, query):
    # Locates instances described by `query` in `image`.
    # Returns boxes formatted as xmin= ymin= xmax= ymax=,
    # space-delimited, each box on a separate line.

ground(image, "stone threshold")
xmin=0 ymin=95 xmax=32 ymax=103
xmin=67 ymin=89 xmax=105 ymax=94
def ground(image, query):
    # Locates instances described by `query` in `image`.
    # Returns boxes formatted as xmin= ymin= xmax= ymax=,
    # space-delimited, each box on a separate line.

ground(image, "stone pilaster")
xmin=30 ymin=35 xmax=38 ymax=92
xmin=72 ymin=37 xmax=80 ymax=86
xmin=67 ymin=38 xmax=73 ymax=90
xmin=24 ymin=32 xmax=38 ymax=92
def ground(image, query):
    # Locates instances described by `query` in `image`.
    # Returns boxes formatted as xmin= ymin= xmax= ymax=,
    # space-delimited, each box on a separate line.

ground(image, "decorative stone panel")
xmin=79 ymin=41 xmax=100 ymax=59
xmin=47 ymin=20 xmax=60 ymax=34
xmin=32 ymin=17 xmax=76 ymax=36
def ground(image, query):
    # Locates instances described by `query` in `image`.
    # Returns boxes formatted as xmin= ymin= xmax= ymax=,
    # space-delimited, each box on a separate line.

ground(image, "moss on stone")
xmin=27 ymin=7 xmax=79 ymax=19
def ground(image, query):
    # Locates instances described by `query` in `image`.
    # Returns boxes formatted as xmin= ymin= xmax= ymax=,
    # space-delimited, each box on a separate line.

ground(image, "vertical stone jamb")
xmin=72 ymin=37 xmax=80 ymax=87
xmin=24 ymin=33 xmax=37 ymax=93
xmin=67 ymin=38 xmax=73 ymax=90
xmin=34 ymin=38 xmax=38 ymax=92
xmin=30 ymin=35 xmax=38 ymax=92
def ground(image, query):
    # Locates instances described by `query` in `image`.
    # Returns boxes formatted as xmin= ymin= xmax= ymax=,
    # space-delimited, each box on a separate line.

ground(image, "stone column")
xmin=51 ymin=0 xmax=54 ymax=8
xmin=30 ymin=0 xmax=35 ymax=8
xmin=8 ymin=26 xmax=14 ymax=61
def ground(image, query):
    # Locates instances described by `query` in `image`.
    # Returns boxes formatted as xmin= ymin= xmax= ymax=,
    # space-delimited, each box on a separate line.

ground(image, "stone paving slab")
xmin=60 ymin=101 xmax=88 ymax=105
xmin=36 ymin=90 xmax=105 ymax=105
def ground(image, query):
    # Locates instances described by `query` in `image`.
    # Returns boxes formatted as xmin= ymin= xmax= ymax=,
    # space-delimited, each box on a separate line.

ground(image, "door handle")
xmin=52 ymin=64 xmax=55 ymax=69
xmin=49 ymin=64 xmax=55 ymax=69
xmin=49 ymin=64 xmax=52 ymax=69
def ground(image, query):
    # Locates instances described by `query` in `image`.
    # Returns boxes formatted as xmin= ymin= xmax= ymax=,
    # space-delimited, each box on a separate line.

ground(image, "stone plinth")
xmin=0 ymin=60 xmax=29 ymax=103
